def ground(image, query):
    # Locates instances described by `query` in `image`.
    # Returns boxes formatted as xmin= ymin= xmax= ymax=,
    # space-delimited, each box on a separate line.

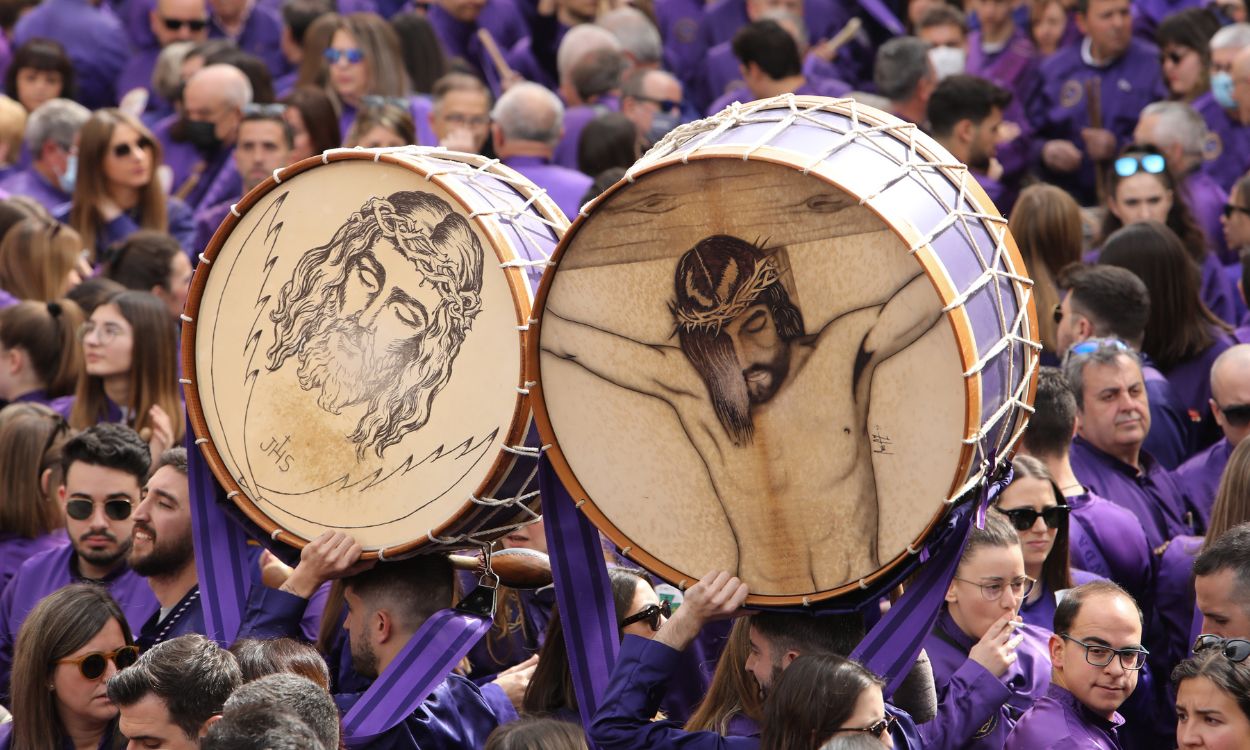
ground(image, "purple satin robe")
xmin=0 ymin=531 xmax=65 ymax=593
xmin=55 ymin=197 xmax=195 ymax=257
xmin=207 ymin=5 xmax=289 ymax=79
xmin=1185 ymin=170 xmax=1234 ymax=265
xmin=658 ymin=0 xmax=705 ymax=92
xmin=1006 ymin=683 xmax=1125 ymax=749
xmin=1175 ymin=438 xmax=1233 ymax=529
xmin=501 ymin=154 xmax=592 ymax=222
xmin=1066 ymin=490 xmax=1154 ymax=605
xmin=1196 ymin=91 xmax=1250 ymax=193
xmin=967 ymin=26 xmax=1038 ymax=106
xmin=426 ymin=0 xmax=529 ymax=95
xmin=553 ymin=95 xmax=618 ymax=171
xmin=1068 ymin=436 xmax=1195 ymax=549
xmin=334 ymin=674 xmax=503 ymax=749
xmin=1162 ymin=329 xmax=1234 ymax=430
xmin=0 ymin=168 xmax=70 ymax=212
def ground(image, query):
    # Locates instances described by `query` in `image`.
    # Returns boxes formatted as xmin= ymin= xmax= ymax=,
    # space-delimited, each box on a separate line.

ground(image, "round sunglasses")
xmin=55 ymin=645 xmax=140 ymax=680
xmin=1194 ymin=634 xmax=1250 ymax=662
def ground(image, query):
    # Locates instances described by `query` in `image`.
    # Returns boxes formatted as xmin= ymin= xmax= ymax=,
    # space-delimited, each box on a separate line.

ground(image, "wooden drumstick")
xmin=450 ymin=547 xmax=553 ymax=589
xmin=1085 ymin=77 xmax=1108 ymax=203
xmin=477 ymin=28 xmax=517 ymax=85
xmin=815 ymin=17 xmax=862 ymax=62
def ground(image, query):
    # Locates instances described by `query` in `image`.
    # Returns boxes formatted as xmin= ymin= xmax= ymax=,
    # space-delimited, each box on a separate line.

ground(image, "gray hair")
xmin=1141 ymin=100 xmax=1208 ymax=162
xmin=1212 ymin=22 xmax=1250 ymax=51
xmin=222 ymin=673 xmax=338 ymax=750
xmin=152 ymin=41 xmax=194 ymax=102
xmin=1061 ymin=340 xmax=1142 ymax=409
xmin=24 ymin=98 xmax=90 ymax=155
xmin=874 ymin=36 xmax=932 ymax=102
xmin=492 ymin=82 xmax=564 ymax=146
xmin=556 ymin=24 xmax=622 ymax=85
xmin=599 ymin=7 xmax=662 ymax=65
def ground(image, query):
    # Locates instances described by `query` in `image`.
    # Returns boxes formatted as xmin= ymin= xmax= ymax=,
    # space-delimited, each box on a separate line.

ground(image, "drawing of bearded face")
xmin=266 ymin=190 xmax=485 ymax=458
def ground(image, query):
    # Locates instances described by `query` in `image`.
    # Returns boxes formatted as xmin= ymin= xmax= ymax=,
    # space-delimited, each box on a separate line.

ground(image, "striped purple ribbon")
xmin=855 ymin=0 xmax=905 ymax=35
xmin=186 ymin=428 xmax=252 ymax=645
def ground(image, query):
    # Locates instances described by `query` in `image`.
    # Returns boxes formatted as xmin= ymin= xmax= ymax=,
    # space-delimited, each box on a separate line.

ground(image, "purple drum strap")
xmin=186 ymin=430 xmax=253 ymax=644
xmin=341 ymin=608 xmax=492 ymax=747
xmin=539 ymin=457 xmax=620 ymax=730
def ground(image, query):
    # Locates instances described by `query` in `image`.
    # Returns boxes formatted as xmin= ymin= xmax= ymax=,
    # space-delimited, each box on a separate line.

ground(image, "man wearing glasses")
xmin=1006 ymin=581 xmax=1146 ymax=749
xmin=1177 ymin=345 xmax=1250 ymax=522
xmin=117 ymin=0 xmax=210 ymax=120
xmin=0 ymin=423 xmax=157 ymax=705
xmin=620 ymin=68 xmax=684 ymax=151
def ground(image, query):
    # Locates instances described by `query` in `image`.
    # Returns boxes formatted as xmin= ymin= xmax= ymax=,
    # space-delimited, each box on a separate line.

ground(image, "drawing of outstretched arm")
xmin=862 ymin=272 xmax=945 ymax=366
xmin=540 ymin=310 xmax=704 ymax=402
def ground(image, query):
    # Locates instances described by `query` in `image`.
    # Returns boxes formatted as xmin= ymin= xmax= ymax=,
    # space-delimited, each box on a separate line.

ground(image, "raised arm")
xmin=861 ymin=272 xmax=944 ymax=367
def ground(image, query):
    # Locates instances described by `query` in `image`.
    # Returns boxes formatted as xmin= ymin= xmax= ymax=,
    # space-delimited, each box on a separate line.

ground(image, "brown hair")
xmin=1206 ymin=438 xmax=1250 ymax=551
xmin=1001 ymin=455 xmax=1073 ymax=593
xmin=294 ymin=12 xmax=340 ymax=90
xmin=10 ymin=584 xmax=133 ymax=750
xmin=0 ymin=412 xmax=69 ymax=538
xmin=484 ymin=718 xmax=588 ymax=750
xmin=0 ymin=299 xmax=84 ymax=397
xmin=685 ymin=617 xmax=763 ymax=733
xmin=1100 ymin=148 xmax=1209 ymax=265
xmin=0 ymin=218 xmax=82 ymax=301
xmin=70 ymin=291 xmax=184 ymax=442
xmin=68 ymin=109 xmax=167 ymax=258
xmin=345 ymin=102 xmax=415 ymax=146
xmin=228 ymin=638 xmax=332 ymax=691
xmin=282 ymin=86 xmax=341 ymax=157
xmin=323 ymin=13 xmax=411 ymax=111
xmin=1009 ymin=184 xmax=1084 ymax=354
xmin=959 ymin=510 xmax=1020 ymax=568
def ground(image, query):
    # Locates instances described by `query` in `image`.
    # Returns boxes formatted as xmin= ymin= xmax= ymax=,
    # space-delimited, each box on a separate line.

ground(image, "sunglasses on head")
xmin=55 ymin=645 xmax=140 ymax=680
xmin=65 ymin=498 xmax=133 ymax=521
xmin=831 ymin=715 xmax=897 ymax=740
xmin=620 ymin=600 xmax=672 ymax=631
xmin=323 ymin=47 xmax=365 ymax=64
xmin=994 ymin=504 xmax=1070 ymax=531
xmin=161 ymin=17 xmax=208 ymax=32
xmin=1114 ymin=153 xmax=1166 ymax=178
xmin=112 ymin=136 xmax=154 ymax=159
xmin=1194 ymin=634 xmax=1250 ymax=662
xmin=1062 ymin=337 xmax=1132 ymax=366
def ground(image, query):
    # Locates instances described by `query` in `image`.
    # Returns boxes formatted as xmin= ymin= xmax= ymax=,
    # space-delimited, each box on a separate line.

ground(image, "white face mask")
xmin=928 ymin=46 xmax=967 ymax=81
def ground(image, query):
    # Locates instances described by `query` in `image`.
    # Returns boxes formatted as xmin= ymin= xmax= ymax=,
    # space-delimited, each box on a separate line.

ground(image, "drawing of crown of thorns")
xmin=673 ymin=255 xmax=781 ymax=334
xmin=371 ymin=198 xmax=483 ymax=330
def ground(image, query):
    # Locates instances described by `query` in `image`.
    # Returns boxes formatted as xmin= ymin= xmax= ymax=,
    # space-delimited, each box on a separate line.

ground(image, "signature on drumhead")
xmin=261 ymin=190 xmax=486 ymax=460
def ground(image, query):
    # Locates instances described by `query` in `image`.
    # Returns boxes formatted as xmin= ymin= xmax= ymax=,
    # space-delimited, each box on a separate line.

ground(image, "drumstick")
xmin=816 ymin=18 xmax=862 ymax=62
xmin=1085 ymin=77 xmax=1107 ymax=203
xmin=477 ymin=28 xmax=517 ymax=84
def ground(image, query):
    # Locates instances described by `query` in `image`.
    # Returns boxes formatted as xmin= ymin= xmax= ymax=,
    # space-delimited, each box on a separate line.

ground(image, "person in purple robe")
xmin=1194 ymin=523 xmax=1250 ymax=640
xmin=1006 ymin=581 xmax=1145 ymax=749
xmin=205 ymin=0 xmax=288 ymax=77
xmin=492 ymin=82 xmax=591 ymax=222
xmin=0 ymin=98 xmax=89 ymax=213
xmin=875 ymin=36 xmax=938 ymax=126
xmin=426 ymin=0 xmax=529 ymax=94
xmin=552 ymin=46 xmax=624 ymax=170
xmin=1197 ymin=26 xmax=1250 ymax=193
xmin=0 ymin=423 xmax=158 ymax=706
xmin=0 ymin=409 xmax=73 ymax=594
xmin=1177 ymin=345 xmax=1250 ymax=521
xmin=116 ymin=0 xmax=211 ymax=121
xmin=1029 ymin=0 xmax=1167 ymax=205
xmin=926 ymin=74 xmax=1017 ymax=211
xmin=0 ymin=300 xmax=84 ymax=416
xmin=12 ymin=0 xmax=129 ymax=110
xmin=1063 ymin=339 xmax=1197 ymax=548
xmin=175 ymin=63 xmax=251 ymax=211
xmin=620 ymin=67 xmax=683 ymax=152
xmin=968 ymin=0 xmax=1038 ymax=103
xmin=704 ymin=19 xmax=850 ymax=116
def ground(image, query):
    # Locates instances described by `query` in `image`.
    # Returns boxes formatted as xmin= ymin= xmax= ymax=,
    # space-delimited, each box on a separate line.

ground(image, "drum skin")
xmin=528 ymin=95 xmax=1040 ymax=606
xmin=183 ymin=147 xmax=566 ymax=559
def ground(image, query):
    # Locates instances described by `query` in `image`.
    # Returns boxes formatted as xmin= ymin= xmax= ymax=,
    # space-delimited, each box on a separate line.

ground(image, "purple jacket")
xmin=14 ymin=0 xmax=128 ymax=110
xmin=334 ymin=675 xmax=502 ymax=749
xmin=967 ymin=26 xmax=1039 ymax=107
xmin=1069 ymin=436 xmax=1195 ymax=549
xmin=1019 ymin=569 xmax=1101 ymax=631
xmin=1006 ymin=683 xmax=1125 ymax=749
xmin=0 ymin=532 xmax=65 ymax=593
xmin=1185 ymin=170 xmax=1234 ymax=265
xmin=1141 ymin=358 xmax=1194 ymax=471
xmin=0 ymin=542 xmax=157 ymax=704
xmin=208 ymin=5 xmax=289 ymax=79
xmin=1197 ymin=92 xmax=1250 ymax=193
xmin=1176 ymin=438 xmax=1233 ymax=530
xmin=427 ymin=0 xmax=529 ymax=95
xmin=922 ymin=609 xmax=1052 ymax=749
xmin=553 ymin=95 xmax=618 ymax=172
xmin=1066 ymin=490 xmax=1154 ymax=605
xmin=502 ymin=154 xmax=592 ymax=223
xmin=0 ymin=168 xmax=70 ymax=212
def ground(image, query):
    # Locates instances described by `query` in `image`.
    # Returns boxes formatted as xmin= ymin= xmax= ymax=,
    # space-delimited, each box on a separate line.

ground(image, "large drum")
xmin=529 ymin=95 xmax=1040 ymax=606
xmin=183 ymin=147 xmax=565 ymax=558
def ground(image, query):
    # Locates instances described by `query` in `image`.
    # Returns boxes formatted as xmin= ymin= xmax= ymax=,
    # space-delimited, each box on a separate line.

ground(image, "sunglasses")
xmin=323 ymin=48 xmax=365 ymax=64
xmin=112 ymin=136 xmax=154 ymax=159
xmin=55 ymin=645 xmax=140 ymax=680
xmin=1051 ymin=302 xmax=1063 ymax=325
xmin=1194 ymin=634 xmax=1250 ymax=662
xmin=831 ymin=715 xmax=897 ymax=740
xmin=994 ymin=504 xmax=1070 ymax=531
xmin=1217 ymin=403 xmax=1250 ymax=428
xmin=161 ymin=17 xmax=208 ymax=31
xmin=1161 ymin=49 xmax=1192 ymax=65
xmin=634 ymin=95 xmax=681 ymax=113
xmin=65 ymin=497 xmax=133 ymax=521
xmin=1113 ymin=153 xmax=1166 ymax=177
xmin=620 ymin=600 xmax=672 ymax=631
xmin=1062 ymin=337 xmax=1132 ymax=366
xmin=1223 ymin=203 xmax=1250 ymax=219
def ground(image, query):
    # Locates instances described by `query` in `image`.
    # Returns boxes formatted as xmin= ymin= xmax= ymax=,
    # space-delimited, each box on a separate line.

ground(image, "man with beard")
xmin=130 ymin=448 xmax=201 ymax=649
xmin=926 ymin=74 xmax=1013 ymax=207
xmin=0 ymin=423 xmax=157 ymax=704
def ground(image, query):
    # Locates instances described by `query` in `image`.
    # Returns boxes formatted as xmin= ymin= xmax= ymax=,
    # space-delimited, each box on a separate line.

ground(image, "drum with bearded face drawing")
xmin=529 ymin=95 xmax=1040 ymax=606
xmin=183 ymin=147 xmax=564 ymax=558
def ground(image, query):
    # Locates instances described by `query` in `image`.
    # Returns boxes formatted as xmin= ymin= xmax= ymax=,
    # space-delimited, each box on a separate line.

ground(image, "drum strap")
xmin=539 ymin=457 xmax=620 ymax=731
xmin=853 ymin=0 xmax=904 ymax=36
xmin=187 ymin=430 xmax=254 ymax=644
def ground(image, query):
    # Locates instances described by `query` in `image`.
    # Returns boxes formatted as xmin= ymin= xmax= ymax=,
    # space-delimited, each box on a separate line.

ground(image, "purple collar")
xmin=1047 ymin=683 xmax=1125 ymax=731
xmin=1071 ymin=436 xmax=1154 ymax=480
xmin=934 ymin=608 xmax=978 ymax=652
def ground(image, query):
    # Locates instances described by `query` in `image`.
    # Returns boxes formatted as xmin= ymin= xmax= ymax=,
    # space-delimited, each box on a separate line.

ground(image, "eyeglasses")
xmin=620 ymin=600 xmax=671 ymax=631
xmin=65 ymin=497 xmax=134 ymax=522
xmin=55 ymin=645 xmax=140 ymax=680
xmin=323 ymin=47 xmax=365 ymax=64
xmin=831 ymin=715 xmax=897 ymax=740
xmin=111 ymin=136 xmax=154 ymax=159
xmin=78 ymin=321 xmax=128 ymax=345
xmin=161 ymin=17 xmax=208 ymax=32
xmin=1061 ymin=634 xmax=1149 ymax=670
xmin=1216 ymin=402 xmax=1250 ymax=428
xmin=1051 ymin=302 xmax=1063 ymax=325
xmin=1194 ymin=634 xmax=1250 ymax=662
xmin=1062 ymin=337 xmax=1132 ymax=366
xmin=994 ymin=504 xmax=1070 ymax=531
xmin=440 ymin=112 xmax=491 ymax=128
xmin=1223 ymin=203 xmax=1250 ymax=219
xmin=954 ymin=575 xmax=1035 ymax=601
xmin=1113 ymin=153 xmax=1166 ymax=177
xmin=242 ymin=103 xmax=288 ymax=117
xmin=633 ymin=95 xmax=681 ymax=113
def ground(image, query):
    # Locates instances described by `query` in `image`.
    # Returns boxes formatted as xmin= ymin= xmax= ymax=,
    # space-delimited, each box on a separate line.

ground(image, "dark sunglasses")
xmin=1194 ymin=634 xmax=1250 ymax=662
xmin=1217 ymin=403 xmax=1250 ymax=428
xmin=112 ymin=136 xmax=154 ymax=159
xmin=1223 ymin=203 xmax=1250 ymax=219
xmin=634 ymin=95 xmax=681 ymax=113
xmin=65 ymin=498 xmax=133 ymax=521
xmin=620 ymin=600 xmax=672 ymax=631
xmin=994 ymin=504 xmax=1070 ymax=531
xmin=1161 ymin=49 xmax=1192 ymax=65
xmin=1051 ymin=302 xmax=1063 ymax=325
xmin=832 ymin=715 xmax=897 ymax=740
xmin=1113 ymin=153 xmax=1166 ymax=177
xmin=161 ymin=17 xmax=208 ymax=31
xmin=55 ymin=645 xmax=140 ymax=680
xmin=323 ymin=47 xmax=365 ymax=64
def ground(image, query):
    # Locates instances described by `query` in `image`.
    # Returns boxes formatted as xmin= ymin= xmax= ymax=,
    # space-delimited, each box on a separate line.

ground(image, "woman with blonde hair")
xmin=1008 ymin=184 xmax=1083 ymax=358
xmin=0 ymin=410 xmax=72 ymax=590
xmin=0 ymin=298 xmax=84 ymax=409
xmin=0 ymin=218 xmax=85 ymax=302
xmin=62 ymin=109 xmax=193 ymax=258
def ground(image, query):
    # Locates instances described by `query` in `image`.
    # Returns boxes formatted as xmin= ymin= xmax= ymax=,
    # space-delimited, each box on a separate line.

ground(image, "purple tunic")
xmin=1162 ymin=329 xmax=1234 ymax=429
xmin=1185 ymin=170 xmax=1234 ymax=265
xmin=1201 ymin=254 xmax=1242 ymax=327
xmin=1155 ymin=535 xmax=1202 ymax=678
xmin=657 ymin=0 xmax=705 ymax=93
xmin=501 ymin=154 xmax=592 ymax=223
xmin=1066 ymin=490 xmax=1154 ymax=604
xmin=1068 ymin=436 xmax=1193 ymax=549
xmin=193 ymin=199 xmax=233 ymax=257
xmin=1133 ymin=0 xmax=1204 ymax=43
xmin=0 ymin=531 xmax=65 ymax=593
xmin=1196 ymin=92 xmax=1250 ymax=193
xmin=1142 ymin=358 xmax=1194 ymax=471
xmin=706 ymin=77 xmax=851 ymax=118
xmin=135 ymin=584 xmax=205 ymax=650
xmin=552 ymin=95 xmax=618 ymax=171
xmin=1175 ymin=438 xmax=1233 ymax=529
xmin=922 ymin=609 xmax=1052 ymax=749
xmin=0 ymin=542 xmax=157 ymax=703
xmin=0 ymin=168 xmax=71 ymax=212
xmin=208 ymin=5 xmax=289 ymax=79
xmin=967 ymin=26 xmax=1039 ymax=106
xmin=151 ymin=114 xmax=208 ymax=201
xmin=55 ymin=197 xmax=196 ymax=257
xmin=13 ymin=0 xmax=128 ymax=110
xmin=1006 ymin=683 xmax=1125 ymax=749
xmin=426 ymin=0 xmax=529 ymax=96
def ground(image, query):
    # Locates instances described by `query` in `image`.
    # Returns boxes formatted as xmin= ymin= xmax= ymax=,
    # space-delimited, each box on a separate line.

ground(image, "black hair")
xmin=60 ymin=422 xmax=151 ymax=485
xmin=107 ymin=634 xmax=243 ymax=738
xmin=926 ymin=74 xmax=1012 ymax=138
xmin=732 ymin=20 xmax=802 ymax=79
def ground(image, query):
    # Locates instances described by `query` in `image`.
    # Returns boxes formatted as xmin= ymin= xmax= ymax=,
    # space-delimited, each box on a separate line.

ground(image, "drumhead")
xmin=185 ymin=151 xmax=547 ymax=555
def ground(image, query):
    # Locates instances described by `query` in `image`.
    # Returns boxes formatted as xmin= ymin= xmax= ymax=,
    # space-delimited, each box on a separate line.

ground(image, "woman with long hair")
xmin=0 ymin=410 xmax=71 ymax=589
xmin=759 ymin=654 xmax=892 ymax=750
xmin=0 ymin=218 xmax=85 ymax=302
xmin=281 ymin=86 xmax=341 ymax=162
xmin=0 ymin=298 xmax=84 ymax=409
xmin=62 ymin=109 xmax=194 ymax=258
xmin=1156 ymin=7 xmax=1221 ymax=102
xmin=2 ymin=584 xmax=137 ymax=750
xmin=70 ymin=290 xmax=182 ymax=460
xmin=685 ymin=617 xmax=763 ymax=735
xmin=1009 ymin=184 xmax=1084 ymax=359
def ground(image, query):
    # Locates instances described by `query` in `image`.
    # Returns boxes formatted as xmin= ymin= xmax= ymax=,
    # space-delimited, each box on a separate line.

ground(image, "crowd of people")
xmin=0 ymin=0 xmax=1247 ymax=747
